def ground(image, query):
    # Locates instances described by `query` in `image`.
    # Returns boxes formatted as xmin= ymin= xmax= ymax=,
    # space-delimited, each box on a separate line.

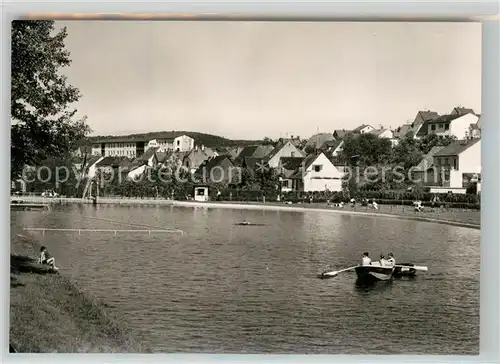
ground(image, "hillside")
xmin=87 ymin=131 xmax=262 ymax=148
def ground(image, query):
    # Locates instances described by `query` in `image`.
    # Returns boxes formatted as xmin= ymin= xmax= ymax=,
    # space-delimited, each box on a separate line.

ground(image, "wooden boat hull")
xmin=393 ymin=263 xmax=418 ymax=278
xmin=355 ymin=265 xmax=395 ymax=281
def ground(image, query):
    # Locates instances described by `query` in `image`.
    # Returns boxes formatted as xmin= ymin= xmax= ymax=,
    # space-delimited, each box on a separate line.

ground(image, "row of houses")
xmin=71 ymin=106 xmax=481 ymax=197
xmin=77 ymin=138 xmax=344 ymax=195
xmin=87 ymin=132 xmax=196 ymax=158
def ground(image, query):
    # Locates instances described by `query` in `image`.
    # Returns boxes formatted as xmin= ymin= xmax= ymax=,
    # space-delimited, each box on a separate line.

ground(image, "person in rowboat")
xmin=387 ymin=253 xmax=396 ymax=266
xmin=39 ymin=246 xmax=59 ymax=271
xmin=361 ymin=252 xmax=372 ymax=266
xmin=379 ymin=254 xmax=388 ymax=267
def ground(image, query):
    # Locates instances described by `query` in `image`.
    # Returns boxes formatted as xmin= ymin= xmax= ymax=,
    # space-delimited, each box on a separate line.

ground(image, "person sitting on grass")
xmin=38 ymin=246 xmax=59 ymax=271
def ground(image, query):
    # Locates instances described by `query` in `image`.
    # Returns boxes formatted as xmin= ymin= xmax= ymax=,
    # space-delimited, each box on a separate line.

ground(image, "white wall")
xmin=359 ymin=125 xmax=374 ymax=134
xmin=103 ymin=142 xmax=137 ymax=158
xmin=268 ymin=141 xmax=304 ymax=168
xmin=302 ymin=153 xmax=343 ymax=192
xmin=450 ymin=114 xmax=479 ymax=139
xmin=91 ymin=146 xmax=101 ymax=156
xmin=127 ymin=165 xmax=147 ymax=180
xmin=458 ymin=139 xmax=481 ymax=173
xmin=429 ymin=114 xmax=479 ymax=139
xmin=378 ymin=130 xmax=394 ymax=139
xmin=147 ymin=139 xmax=159 ymax=149
xmin=174 ymin=135 xmax=195 ymax=152
xmin=331 ymin=141 xmax=344 ymax=157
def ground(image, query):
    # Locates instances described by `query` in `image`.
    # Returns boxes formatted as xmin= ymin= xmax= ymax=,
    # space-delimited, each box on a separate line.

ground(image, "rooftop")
xmin=413 ymin=146 xmax=445 ymax=171
xmin=434 ymin=138 xmax=480 ymax=157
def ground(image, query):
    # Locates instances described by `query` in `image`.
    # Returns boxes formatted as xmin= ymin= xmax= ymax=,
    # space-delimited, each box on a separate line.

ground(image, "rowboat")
xmin=355 ymin=263 xmax=394 ymax=281
xmin=319 ymin=262 xmax=427 ymax=281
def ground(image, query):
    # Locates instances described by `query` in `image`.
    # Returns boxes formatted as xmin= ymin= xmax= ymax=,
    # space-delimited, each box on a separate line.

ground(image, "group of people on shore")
xmin=361 ymin=252 xmax=395 ymax=267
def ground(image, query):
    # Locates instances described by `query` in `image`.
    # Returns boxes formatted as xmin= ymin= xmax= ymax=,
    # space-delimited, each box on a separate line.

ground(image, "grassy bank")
xmin=10 ymin=230 xmax=149 ymax=353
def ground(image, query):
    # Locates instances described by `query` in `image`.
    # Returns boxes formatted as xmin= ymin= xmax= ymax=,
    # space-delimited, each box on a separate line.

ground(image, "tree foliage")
xmin=340 ymin=133 xmax=393 ymax=167
xmin=392 ymin=134 xmax=423 ymax=170
xmin=11 ymin=20 xmax=91 ymax=179
xmin=418 ymin=133 xmax=457 ymax=155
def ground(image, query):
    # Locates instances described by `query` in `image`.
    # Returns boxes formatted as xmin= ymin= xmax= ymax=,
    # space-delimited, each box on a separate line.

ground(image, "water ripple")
xmin=11 ymin=206 xmax=480 ymax=354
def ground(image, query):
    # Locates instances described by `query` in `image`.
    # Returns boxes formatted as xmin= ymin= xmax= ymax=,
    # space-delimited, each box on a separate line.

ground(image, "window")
xmin=439 ymin=123 xmax=444 ymax=128
xmin=444 ymin=158 xmax=448 ymax=165
xmin=282 ymin=180 xmax=289 ymax=188
xmin=313 ymin=165 xmax=322 ymax=172
xmin=445 ymin=124 xmax=449 ymax=130
xmin=177 ymin=140 xmax=180 ymax=145
xmin=291 ymin=152 xmax=295 ymax=157
xmin=453 ymin=158 xmax=457 ymax=170
xmin=431 ymin=125 xmax=436 ymax=131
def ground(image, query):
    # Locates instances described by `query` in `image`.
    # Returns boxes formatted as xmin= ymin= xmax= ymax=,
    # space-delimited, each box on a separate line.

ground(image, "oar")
xmin=320 ymin=265 xmax=358 ymax=278
xmin=395 ymin=264 xmax=428 ymax=271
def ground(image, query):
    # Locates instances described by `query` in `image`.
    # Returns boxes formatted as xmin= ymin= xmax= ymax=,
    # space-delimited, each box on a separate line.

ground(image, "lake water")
xmin=11 ymin=204 xmax=480 ymax=354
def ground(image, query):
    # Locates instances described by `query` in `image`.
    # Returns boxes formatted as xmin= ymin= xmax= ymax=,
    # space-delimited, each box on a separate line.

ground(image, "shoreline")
xmin=10 ymin=196 xmax=480 ymax=230
xmin=10 ymin=228 xmax=149 ymax=353
xmin=172 ymin=201 xmax=481 ymax=230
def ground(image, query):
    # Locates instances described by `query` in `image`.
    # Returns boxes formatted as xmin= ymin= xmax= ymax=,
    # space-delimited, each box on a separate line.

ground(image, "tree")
xmin=418 ymin=134 xmax=457 ymax=155
xmin=392 ymin=134 xmax=423 ymax=170
xmin=341 ymin=133 xmax=393 ymax=167
xmin=11 ymin=21 xmax=91 ymax=179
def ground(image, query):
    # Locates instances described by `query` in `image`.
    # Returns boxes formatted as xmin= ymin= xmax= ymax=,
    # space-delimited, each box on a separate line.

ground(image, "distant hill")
xmin=87 ymin=131 xmax=262 ymax=148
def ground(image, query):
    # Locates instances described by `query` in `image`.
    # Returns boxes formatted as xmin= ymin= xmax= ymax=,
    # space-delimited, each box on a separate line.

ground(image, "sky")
xmin=56 ymin=21 xmax=481 ymax=140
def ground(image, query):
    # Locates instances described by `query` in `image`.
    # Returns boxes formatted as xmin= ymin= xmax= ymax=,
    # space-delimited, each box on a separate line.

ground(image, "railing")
xmin=23 ymin=228 xmax=184 ymax=235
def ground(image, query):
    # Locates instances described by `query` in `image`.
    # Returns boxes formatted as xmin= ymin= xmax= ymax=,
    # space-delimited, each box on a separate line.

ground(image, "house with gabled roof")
xmin=426 ymin=112 xmax=479 ymax=139
xmin=288 ymin=152 xmax=344 ymax=192
xmin=265 ymin=140 xmax=306 ymax=168
xmin=333 ymin=129 xmax=351 ymax=139
xmin=410 ymin=146 xmax=445 ymax=185
xmin=278 ymin=156 xmax=305 ymax=192
xmin=194 ymin=155 xmax=240 ymax=185
xmin=182 ymin=145 xmax=218 ymax=173
xmin=428 ymin=138 xmax=481 ymax=193
xmin=368 ymin=128 xmax=399 ymax=146
xmin=320 ymin=139 xmax=344 ymax=158
xmin=305 ymin=133 xmax=335 ymax=151
xmin=352 ymin=124 xmax=375 ymax=134
xmin=451 ymin=106 xmax=475 ymax=116
xmin=234 ymin=145 xmax=274 ymax=166
xmin=410 ymin=110 xmax=440 ymax=139
xmin=137 ymin=147 xmax=159 ymax=168
xmin=393 ymin=124 xmax=412 ymax=139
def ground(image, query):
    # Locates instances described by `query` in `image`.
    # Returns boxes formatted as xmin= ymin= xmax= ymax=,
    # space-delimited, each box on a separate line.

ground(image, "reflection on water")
xmin=11 ymin=205 xmax=480 ymax=354
xmin=354 ymin=279 xmax=394 ymax=295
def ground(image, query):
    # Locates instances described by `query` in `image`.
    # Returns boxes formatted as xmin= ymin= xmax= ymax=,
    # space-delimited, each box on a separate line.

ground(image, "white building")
xmin=352 ymin=124 xmax=375 ymax=134
xmin=290 ymin=152 xmax=344 ymax=192
xmin=91 ymin=142 xmax=137 ymax=158
xmin=429 ymin=138 xmax=481 ymax=194
xmin=173 ymin=135 xmax=195 ymax=152
xmin=426 ymin=113 xmax=479 ymax=140
xmin=369 ymin=128 xmax=399 ymax=147
xmin=267 ymin=140 xmax=305 ymax=168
